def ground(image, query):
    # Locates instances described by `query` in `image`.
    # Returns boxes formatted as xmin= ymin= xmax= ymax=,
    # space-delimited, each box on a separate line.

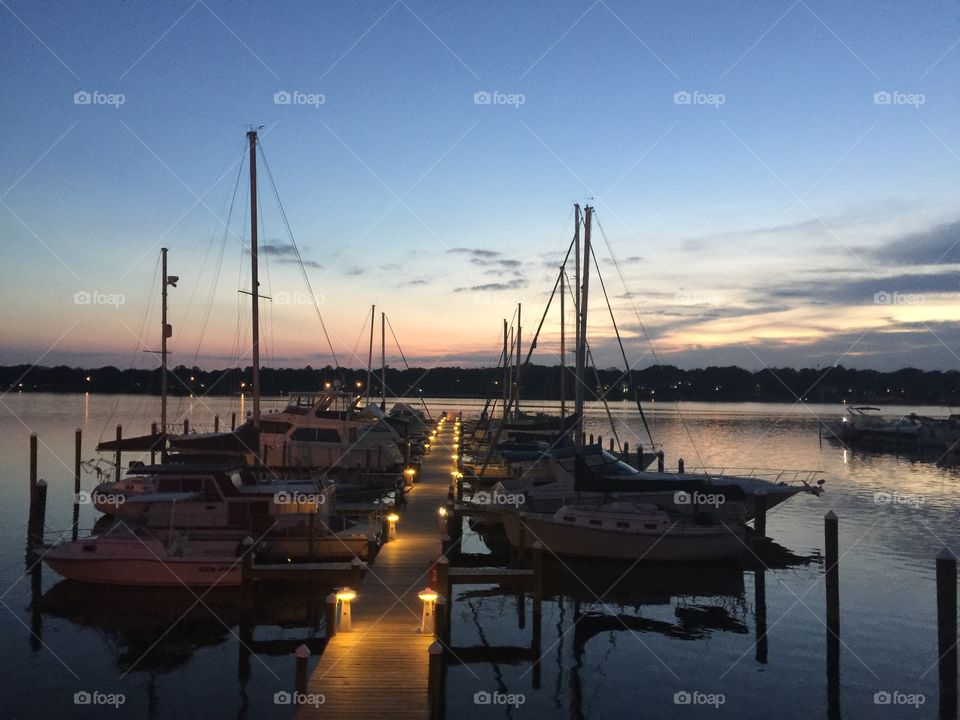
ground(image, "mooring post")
xmin=938 ymin=548 xmax=958 ymax=719
xmin=609 ymin=437 xmax=614 ymax=452
xmin=294 ymin=644 xmax=310 ymax=696
xmin=434 ymin=594 xmax=447 ymax=640
xmin=825 ymin=511 xmax=840 ymax=720
xmin=72 ymin=428 xmax=82 ymax=541
xmin=441 ymin=533 xmax=452 ymax=556
xmin=114 ymin=424 xmax=122 ymax=482
xmin=754 ymin=567 xmax=768 ymax=664
xmin=678 ymin=458 xmax=685 ymax=474
xmin=622 ymin=441 xmax=629 ymax=461
xmin=589 ymin=433 xmax=594 ymax=445
xmin=325 ymin=592 xmax=338 ymax=639
xmin=27 ymin=435 xmax=38 ymax=546
xmin=436 ymin=557 xmax=450 ymax=609
xmin=657 ymin=451 xmax=664 ymax=473
xmin=428 ymin=640 xmax=446 ymax=720
xmin=214 ymin=414 xmax=219 ymax=432
xmin=754 ymin=490 xmax=768 ymax=538
xmin=29 ymin=479 xmax=47 ymax=546
xmin=231 ymin=411 xmax=236 ymax=431
xmin=183 ymin=418 xmax=189 ymax=434
xmin=149 ymin=422 xmax=157 ymax=465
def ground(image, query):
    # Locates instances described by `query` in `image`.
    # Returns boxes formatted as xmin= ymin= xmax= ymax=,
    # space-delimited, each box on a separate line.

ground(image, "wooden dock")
xmin=298 ymin=417 xmax=456 ymax=719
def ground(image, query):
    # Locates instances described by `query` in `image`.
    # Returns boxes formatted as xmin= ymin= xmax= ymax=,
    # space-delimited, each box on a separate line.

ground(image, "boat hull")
xmin=500 ymin=511 xmax=744 ymax=562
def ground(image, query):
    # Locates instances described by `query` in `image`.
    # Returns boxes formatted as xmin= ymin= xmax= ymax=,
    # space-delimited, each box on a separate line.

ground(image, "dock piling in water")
xmin=938 ymin=547 xmax=958 ymax=719
xmin=114 ymin=424 xmax=122 ymax=481
xmin=295 ymin=644 xmax=311 ymax=695
xmin=825 ymin=511 xmax=840 ymax=719
xmin=678 ymin=458 xmax=685 ymax=474
xmin=28 ymin=479 xmax=47 ymax=547
xmin=73 ymin=428 xmax=82 ymax=541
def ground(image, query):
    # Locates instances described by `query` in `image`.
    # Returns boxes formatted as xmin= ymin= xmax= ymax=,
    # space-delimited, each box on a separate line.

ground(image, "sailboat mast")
xmin=366 ymin=304 xmax=375 ymax=403
xmin=380 ymin=311 xmax=386 ymax=411
xmin=502 ymin=319 xmax=509 ymax=421
xmin=559 ymin=266 xmax=566 ymax=420
xmin=514 ymin=303 xmax=522 ymax=418
xmin=575 ymin=206 xmax=592 ymax=444
xmin=160 ymin=247 xmax=169 ymax=452
xmin=572 ymin=204 xmax=582 ymax=446
xmin=248 ymin=130 xmax=261 ymax=429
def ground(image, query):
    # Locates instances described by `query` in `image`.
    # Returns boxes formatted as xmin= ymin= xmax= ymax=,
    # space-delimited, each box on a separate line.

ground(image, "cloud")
xmin=453 ymin=278 xmax=528 ymax=292
xmin=764 ymin=271 xmax=960 ymax=304
xmin=447 ymin=247 xmax=502 ymax=259
xmin=868 ymin=220 xmax=960 ymax=266
xmin=260 ymin=243 xmax=298 ymax=257
xmin=345 ymin=267 xmax=366 ymax=276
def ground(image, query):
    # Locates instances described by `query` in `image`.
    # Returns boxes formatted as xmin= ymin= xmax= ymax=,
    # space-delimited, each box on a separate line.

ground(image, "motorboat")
xmin=500 ymin=503 xmax=744 ymax=562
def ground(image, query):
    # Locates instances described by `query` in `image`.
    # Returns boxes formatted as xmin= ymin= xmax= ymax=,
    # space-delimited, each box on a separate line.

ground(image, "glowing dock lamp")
xmin=386 ymin=512 xmax=400 ymax=541
xmin=438 ymin=505 xmax=448 ymax=532
xmin=404 ymin=467 xmax=417 ymax=483
xmin=418 ymin=588 xmax=439 ymax=633
xmin=335 ymin=587 xmax=357 ymax=631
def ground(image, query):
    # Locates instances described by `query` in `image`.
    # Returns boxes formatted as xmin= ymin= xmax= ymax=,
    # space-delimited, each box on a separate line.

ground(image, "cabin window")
xmin=562 ymin=516 xmax=575 ymax=522
xmin=616 ymin=521 xmax=630 ymax=528
xmin=589 ymin=519 xmax=602 ymax=526
xmin=181 ymin=477 xmax=202 ymax=492
xmin=158 ymin=478 xmax=181 ymax=493
xmin=318 ymin=428 xmax=343 ymax=443
xmin=644 ymin=523 xmax=657 ymax=530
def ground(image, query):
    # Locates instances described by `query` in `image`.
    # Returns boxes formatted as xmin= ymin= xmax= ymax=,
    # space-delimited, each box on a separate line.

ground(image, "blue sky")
xmin=3 ymin=0 xmax=960 ymax=372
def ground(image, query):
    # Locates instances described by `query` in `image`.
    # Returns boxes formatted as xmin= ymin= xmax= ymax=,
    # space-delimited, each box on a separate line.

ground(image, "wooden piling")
xmin=231 ymin=411 xmax=237 ymax=431
xmin=657 ymin=451 xmax=664 ymax=473
xmin=678 ymin=458 xmax=685 ymax=474
xmin=608 ymin=437 xmax=614 ymax=451
xmin=183 ymin=418 xmax=189 ymax=434
xmin=825 ymin=511 xmax=840 ymax=720
xmin=428 ymin=640 xmax=445 ymax=720
xmin=29 ymin=433 xmax=37 ymax=503
xmin=325 ymin=592 xmax=338 ymax=639
xmin=295 ymin=644 xmax=310 ymax=696
xmin=114 ymin=424 xmax=122 ymax=482
xmin=149 ymin=422 xmax=157 ymax=464
xmin=214 ymin=414 xmax=220 ymax=432
xmin=73 ymin=428 xmax=82 ymax=541
xmin=754 ymin=490 xmax=768 ymax=538
xmin=623 ymin=441 xmax=629 ymax=460
xmin=938 ymin=548 xmax=958 ymax=719
xmin=754 ymin=568 xmax=768 ymax=664
xmin=589 ymin=433 xmax=594 ymax=445
xmin=29 ymin=479 xmax=47 ymax=546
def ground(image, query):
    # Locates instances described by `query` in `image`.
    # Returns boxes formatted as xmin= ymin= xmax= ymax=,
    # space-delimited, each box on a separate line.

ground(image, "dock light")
xmin=404 ymin=467 xmax=416 ymax=484
xmin=386 ymin=512 xmax=400 ymax=541
xmin=438 ymin=506 xmax=448 ymax=517
xmin=418 ymin=588 xmax=439 ymax=633
xmin=438 ymin=505 xmax=448 ymax=532
xmin=335 ymin=587 xmax=356 ymax=631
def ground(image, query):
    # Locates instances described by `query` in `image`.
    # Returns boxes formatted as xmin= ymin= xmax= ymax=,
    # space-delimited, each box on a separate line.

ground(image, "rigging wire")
xmin=256 ymin=138 xmax=340 ymax=368
xmin=593 ymin=212 xmax=706 ymax=467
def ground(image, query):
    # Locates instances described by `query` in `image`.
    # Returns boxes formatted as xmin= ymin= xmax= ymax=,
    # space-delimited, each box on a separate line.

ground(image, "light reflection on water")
xmin=1 ymin=395 xmax=956 ymax=718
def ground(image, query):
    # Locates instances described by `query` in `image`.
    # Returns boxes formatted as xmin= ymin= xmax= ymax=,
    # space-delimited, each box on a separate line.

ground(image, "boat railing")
xmin=689 ymin=466 xmax=826 ymax=484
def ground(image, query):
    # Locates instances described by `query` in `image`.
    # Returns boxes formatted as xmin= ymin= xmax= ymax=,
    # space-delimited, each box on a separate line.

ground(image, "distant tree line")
xmin=2 ymin=363 xmax=959 ymax=405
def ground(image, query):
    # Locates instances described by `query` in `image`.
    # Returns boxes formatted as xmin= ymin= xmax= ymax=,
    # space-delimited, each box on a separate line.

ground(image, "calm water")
xmin=1 ymin=393 xmax=956 ymax=719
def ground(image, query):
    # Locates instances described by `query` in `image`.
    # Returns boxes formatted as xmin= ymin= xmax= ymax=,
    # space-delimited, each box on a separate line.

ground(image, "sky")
xmin=3 ymin=0 xmax=960 ymax=373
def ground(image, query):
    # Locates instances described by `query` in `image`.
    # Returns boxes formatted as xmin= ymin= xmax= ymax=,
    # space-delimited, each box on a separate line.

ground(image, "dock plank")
xmin=297 ymin=418 xmax=456 ymax=719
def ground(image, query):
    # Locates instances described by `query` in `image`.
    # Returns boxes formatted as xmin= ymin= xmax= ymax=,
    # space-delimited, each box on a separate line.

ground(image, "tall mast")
xmin=514 ymin=303 xmax=522 ymax=418
xmin=365 ymin=304 xmax=375 ymax=403
xmin=559 ymin=266 xmax=566 ymax=420
xmin=248 ymin=130 xmax=261 ymax=429
xmin=575 ymin=206 xmax=592 ymax=445
xmin=502 ymin=319 xmax=509 ymax=422
xmin=160 ymin=247 xmax=172 ymax=459
xmin=572 ymin=204 xmax=582 ymax=446
xmin=380 ymin=311 xmax=386 ymax=411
